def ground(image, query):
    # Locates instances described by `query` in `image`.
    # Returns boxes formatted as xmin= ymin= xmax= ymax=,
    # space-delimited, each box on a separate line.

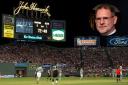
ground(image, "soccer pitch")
xmin=0 ymin=77 xmax=128 ymax=85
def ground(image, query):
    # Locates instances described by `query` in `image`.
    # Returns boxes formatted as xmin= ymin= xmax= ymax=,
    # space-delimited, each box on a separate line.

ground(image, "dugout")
xmin=15 ymin=63 xmax=27 ymax=77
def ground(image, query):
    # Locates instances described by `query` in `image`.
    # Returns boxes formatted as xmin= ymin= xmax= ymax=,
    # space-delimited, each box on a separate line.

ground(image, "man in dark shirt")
xmin=93 ymin=3 xmax=120 ymax=36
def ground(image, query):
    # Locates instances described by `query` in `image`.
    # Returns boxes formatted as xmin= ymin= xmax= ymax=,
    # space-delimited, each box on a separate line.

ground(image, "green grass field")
xmin=0 ymin=77 xmax=128 ymax=85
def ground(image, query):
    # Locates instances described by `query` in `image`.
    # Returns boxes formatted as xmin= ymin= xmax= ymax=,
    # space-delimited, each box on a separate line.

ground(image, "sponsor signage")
xmin=51 ymin=20 xmax=66 ymax=41
xmin=75 ymin=36 xmax=99 ymax=46
xmin=2 ymin=15 xmax=15 ymax=38
xmin=107 ymin=36 xmax=128 ymax=46
xmin=52 ymin=29 xmax=65 ymax=41
xmin=23 ymin=34 xmax=42 ymax=40
xmin=0 ymin=75 xmax=15 ymax=78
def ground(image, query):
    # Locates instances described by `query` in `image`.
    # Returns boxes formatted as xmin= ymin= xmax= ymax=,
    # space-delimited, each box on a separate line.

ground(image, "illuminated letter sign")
xmin=14 ymin=1 xmax=51 ymax=17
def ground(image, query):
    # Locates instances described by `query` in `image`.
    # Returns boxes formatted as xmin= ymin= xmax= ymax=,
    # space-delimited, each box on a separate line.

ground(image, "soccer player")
xmin=120 ymin=65 xmax=123 ymax=80
xmin=115 ymin=67 xmax=121 ymax=83
xmin=47 ymin=68 xmax=52 ymax=80
xmin=35 ymin=66 xmax=44 ymax=84
xmin=80 ymin=68 xmax=84 ymax=79
xmin=51 ymin=66 xmax=59 ymax=85
xmin=0 ymin=72 xmax=1 ymax=78
xmin=59 ymin=69 xmax=62 ymax=80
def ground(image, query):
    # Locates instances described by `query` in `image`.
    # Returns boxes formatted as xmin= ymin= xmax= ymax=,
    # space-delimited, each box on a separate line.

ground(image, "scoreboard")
xmin=15 ymin=17 xmax=51 ymax=41
xmin=2 ymin=14 xmax=66 ymax=42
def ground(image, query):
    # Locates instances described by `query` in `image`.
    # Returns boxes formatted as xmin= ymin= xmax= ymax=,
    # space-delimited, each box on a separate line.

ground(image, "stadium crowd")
xmin=0 ymin=42 xmax=128 ymax=77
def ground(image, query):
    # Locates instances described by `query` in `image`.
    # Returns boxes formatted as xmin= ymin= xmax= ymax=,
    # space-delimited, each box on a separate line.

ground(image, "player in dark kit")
xmin=51 ymin=66 xmax=59 ymax=85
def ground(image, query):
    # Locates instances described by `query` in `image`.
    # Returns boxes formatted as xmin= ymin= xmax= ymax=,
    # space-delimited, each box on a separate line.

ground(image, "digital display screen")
xmin=15 ymin=17 xmax=52 ymax=41
xmin=15 ymin=17 xmax=33 ymax=34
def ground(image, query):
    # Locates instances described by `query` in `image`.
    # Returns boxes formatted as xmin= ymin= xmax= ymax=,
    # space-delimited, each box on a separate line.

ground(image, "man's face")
xmin=95 ymin=8 xmax=117 ymax=36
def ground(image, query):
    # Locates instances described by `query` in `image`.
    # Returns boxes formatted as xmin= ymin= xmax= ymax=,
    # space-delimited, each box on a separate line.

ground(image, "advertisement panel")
xmin=51 ymin=20 xmax=66 ymax=41
xmin=75 ymin=36 xmax=100 ymax=46
xmin=52 ymin=29 xmax=65 ymax=41
xmin=107 ymin=36 xmax=128 ymax=46
xmin=2 ymin=14 xmax=15 ymax=38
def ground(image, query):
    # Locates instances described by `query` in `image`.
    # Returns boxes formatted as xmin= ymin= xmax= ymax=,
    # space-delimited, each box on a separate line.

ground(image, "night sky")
xmin=1 ymin=0 xmax=128 ymax=47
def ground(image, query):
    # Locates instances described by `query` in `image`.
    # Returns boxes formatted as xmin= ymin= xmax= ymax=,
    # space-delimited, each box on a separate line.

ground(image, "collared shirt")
xmin=108 ymin=29 xmax=116 ymax=36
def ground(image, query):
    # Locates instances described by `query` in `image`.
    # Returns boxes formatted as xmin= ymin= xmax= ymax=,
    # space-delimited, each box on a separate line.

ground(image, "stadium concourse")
xmin=0 ymin=42 xmax=128 ymax=77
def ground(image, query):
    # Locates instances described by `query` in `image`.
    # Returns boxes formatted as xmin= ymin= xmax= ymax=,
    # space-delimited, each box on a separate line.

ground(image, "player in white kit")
xmin=80 ymin=68 xmax=84 ymax=79
xmin=35 ymin=66 xmax=43 ymax=84
xmin=120 ymin=65 xmax=123 ymax=80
